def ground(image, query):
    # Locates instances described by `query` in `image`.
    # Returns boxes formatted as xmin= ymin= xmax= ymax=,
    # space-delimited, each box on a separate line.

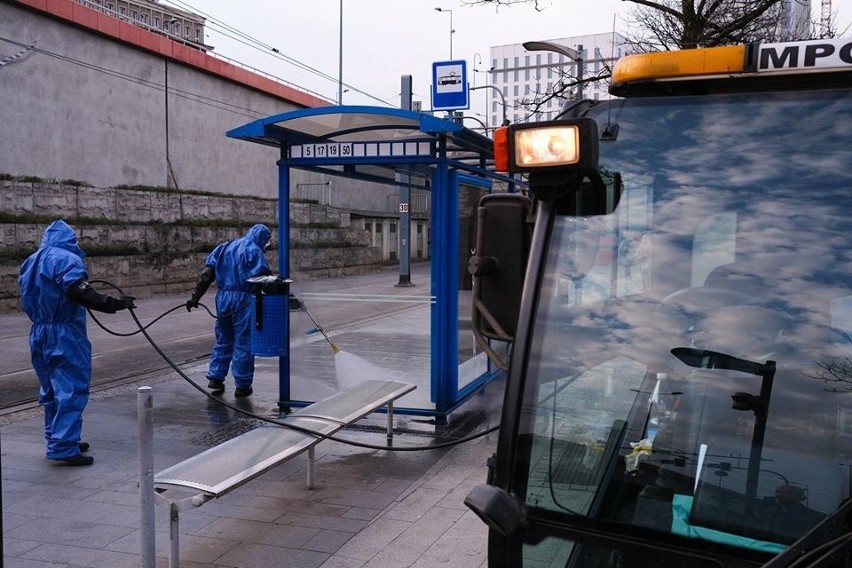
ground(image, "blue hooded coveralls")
xmin=205 ymin=224 xmax=272 ymax=389
xmin=18 ymin=220 xmax=92 ymax=459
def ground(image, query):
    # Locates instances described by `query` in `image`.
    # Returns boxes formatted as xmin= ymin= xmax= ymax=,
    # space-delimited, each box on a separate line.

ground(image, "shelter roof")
xmin=228 ymin=106 xmax=492 ymax=155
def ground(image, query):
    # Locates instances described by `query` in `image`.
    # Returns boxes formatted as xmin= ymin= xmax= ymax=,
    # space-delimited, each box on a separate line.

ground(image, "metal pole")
xmin=338 ymin=0 xmax=343 ymax=105
xmin=1 ymin=422 xmax=4 ymax=568
xmin=576 ymin=44 xmax=584 ymax=100
xmin=449 ymin=10 xmax=453 ymax=59
xmin=137 ymin=386 xmax=156 ymax=568
xmin=278 ymin=146 xmax=292 ymax=413
xmin=435 ymin=8 xmax=453 ymax=59
xmin=744 ymin=361 xmax=775 ymax=515
xmin=397 ymin=75 xmax=413 ymax=287
xmin=473 ymin=53 xmax=480 ymax=88
xmin=169 ymin=503 xmax=180 ymax=568
xmin=386 ymin=401 xmax=394 ymax=446
xmin=471 ymin=85 xmax=507 ymax=127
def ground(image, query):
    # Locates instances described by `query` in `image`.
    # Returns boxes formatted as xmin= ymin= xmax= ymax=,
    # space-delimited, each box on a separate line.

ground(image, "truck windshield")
xmin=516 ymin=88 xmax=852 ymax=565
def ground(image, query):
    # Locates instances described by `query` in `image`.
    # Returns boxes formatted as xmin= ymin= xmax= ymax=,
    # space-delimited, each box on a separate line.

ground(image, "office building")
xmin=487 ymin=32 xmax=630 ymax=126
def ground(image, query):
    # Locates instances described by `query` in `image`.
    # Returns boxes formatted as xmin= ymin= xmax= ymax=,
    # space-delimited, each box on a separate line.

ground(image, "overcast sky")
xmin=160 ymin=0 xmax=851 ymax=120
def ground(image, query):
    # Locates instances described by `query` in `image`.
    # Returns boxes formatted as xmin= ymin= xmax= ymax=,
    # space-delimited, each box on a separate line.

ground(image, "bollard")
xmin=137 ymin=386 xmax=156 ymax=568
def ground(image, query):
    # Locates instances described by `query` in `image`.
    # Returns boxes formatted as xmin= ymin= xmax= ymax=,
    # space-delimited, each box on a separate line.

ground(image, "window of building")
xmin=119 ymin=6 xmax=126 ymax=16
xmin=142 ymin=13 xmax=149 ymax=24
xmin=175 ymin=23 xmax=181 ymax=35
xmin=390 ymin=222 xmax=397 ymax=234
xmin=196 ymin=29 xmax=202 ymax=41
xmin=154 ymin=16 xmax=160 ymax=27
xmin=131 ymin=9 xmax=138 ymax=20
xmin=503 ymin=57 xmax=508 ymax=82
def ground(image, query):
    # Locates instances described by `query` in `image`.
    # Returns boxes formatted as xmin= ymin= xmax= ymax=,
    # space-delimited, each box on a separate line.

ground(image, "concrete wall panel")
xmin=0 ymin=4 xmax=164 ymax=188
xmin=0 ymin=3 xmax=341 ymax=200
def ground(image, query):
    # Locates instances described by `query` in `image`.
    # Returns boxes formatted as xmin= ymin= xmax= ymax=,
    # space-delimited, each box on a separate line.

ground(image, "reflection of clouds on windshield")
xmin=662 ymin=95 xmax=852 ymax=194
xmin=528 ymin=90 xmax=852 ymax=512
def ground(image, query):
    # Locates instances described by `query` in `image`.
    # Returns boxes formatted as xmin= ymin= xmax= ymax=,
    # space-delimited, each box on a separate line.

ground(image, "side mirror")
xmin=464 ymin=484 xmax=525 ymax=536
xmin=469 ymin=193 xmax=531 ymax=369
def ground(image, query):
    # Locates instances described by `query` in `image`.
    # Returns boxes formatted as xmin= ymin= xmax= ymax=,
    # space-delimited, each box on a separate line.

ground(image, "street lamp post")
xmin=434 ymin=7 xmax=453 ymax=59
xmin=473 ymin=52 xmax=482 ymax=88
xmin=523 ymin=40 xmax=585 ymax=100
xmin=338 ymin=0 xmax=344 ymax=105
xmin=470 ymin=85 xmax=508 ymax=130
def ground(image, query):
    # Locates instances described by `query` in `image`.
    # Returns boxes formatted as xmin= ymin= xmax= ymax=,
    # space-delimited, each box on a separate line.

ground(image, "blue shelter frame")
xmin=227 ymin=106 xmax=519 ymax=422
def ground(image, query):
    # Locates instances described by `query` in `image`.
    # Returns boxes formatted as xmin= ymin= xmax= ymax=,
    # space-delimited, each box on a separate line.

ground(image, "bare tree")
xmin=516 ymin=59 xmax=614 ymax=120
xmin=469 ymin=1 xmax=822 ymax=50
xmin=467 ymin=0 xmax=833 ymax=117
xmin=626 ymin=0 xmax=793 ymax=50
xmin=804 ymin=359 xmax=852 ymax=393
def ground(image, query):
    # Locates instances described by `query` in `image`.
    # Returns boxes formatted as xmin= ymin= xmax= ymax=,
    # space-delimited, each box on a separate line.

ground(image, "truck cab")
xmin=465 ymin=38 xmax=852 ymax=567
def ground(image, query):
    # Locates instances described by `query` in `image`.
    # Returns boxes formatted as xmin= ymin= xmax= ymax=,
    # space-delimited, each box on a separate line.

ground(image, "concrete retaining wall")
xmin=0 ymin=180 xmax=383 ymax=313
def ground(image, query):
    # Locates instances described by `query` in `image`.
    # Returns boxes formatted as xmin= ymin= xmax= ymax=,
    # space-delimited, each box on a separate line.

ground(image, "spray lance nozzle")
xmin=294 ymin=297 xmax=340 ymax=354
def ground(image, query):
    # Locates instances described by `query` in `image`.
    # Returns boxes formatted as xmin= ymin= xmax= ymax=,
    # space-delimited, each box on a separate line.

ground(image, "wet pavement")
xmin=0 ymin=264 xmax=500 ymax=567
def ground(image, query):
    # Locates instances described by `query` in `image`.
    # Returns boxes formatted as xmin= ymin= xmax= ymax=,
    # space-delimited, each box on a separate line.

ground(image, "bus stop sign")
xmin=432 ymin=60 xmax=469 ymax=111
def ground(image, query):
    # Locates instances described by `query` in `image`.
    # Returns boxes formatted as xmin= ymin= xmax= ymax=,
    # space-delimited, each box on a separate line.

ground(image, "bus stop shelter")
xmin=227 ymin=106 xmax=518 ymax=423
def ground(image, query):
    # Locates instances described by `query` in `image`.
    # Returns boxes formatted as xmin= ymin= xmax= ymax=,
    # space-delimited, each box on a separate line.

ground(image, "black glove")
xmin=106 ymin=295 xmax=135 ymax=313
xmin=185 ymin=296 xmax=200 ymax=312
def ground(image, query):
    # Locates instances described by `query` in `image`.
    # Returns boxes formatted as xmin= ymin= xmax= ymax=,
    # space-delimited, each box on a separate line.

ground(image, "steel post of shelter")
xmin=430 ymin=142 xmax=460 ymax=423
xmin=278 ymin=145 xmax=292 ymax=413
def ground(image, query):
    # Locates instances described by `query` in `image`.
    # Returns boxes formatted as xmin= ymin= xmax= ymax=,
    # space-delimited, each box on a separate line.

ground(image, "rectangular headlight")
xmin=515 ymin=125 xmax=581 ymax=168
xmin=494 ymin=118 xmax=598 ymax=174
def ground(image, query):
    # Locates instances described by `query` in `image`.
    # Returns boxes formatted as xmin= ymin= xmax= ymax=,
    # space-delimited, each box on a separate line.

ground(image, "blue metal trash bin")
xmin=250 ymin=293 xmax=288 ymax=357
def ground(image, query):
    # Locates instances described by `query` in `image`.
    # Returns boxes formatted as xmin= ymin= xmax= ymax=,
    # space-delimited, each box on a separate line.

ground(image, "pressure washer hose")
xmin=86 ymin=280 xmax=499 ymax=452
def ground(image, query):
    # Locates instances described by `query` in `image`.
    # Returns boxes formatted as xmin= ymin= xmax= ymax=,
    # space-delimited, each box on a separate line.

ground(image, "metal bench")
xmin=152 ymin=379 xmax=416 ymax=567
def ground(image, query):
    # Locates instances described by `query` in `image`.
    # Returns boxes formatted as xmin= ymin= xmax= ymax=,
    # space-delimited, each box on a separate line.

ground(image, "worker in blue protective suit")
xmin=18 ymin=220 xmax=136 ymax=467
xmin=185 ymin=224 xmax=272 ymax=397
